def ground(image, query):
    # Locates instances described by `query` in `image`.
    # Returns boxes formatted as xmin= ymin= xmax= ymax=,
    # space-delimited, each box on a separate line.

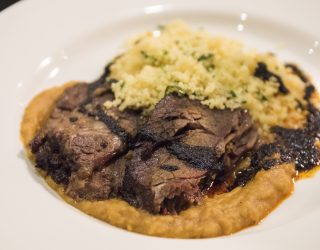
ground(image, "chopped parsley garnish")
xmin=260 ymin=95 xmax=268 ymax=102
xmin=157 ymin=24 xmax=165 ymax=31
xmin=140 ymin=50 xmax=150 ymax=58
xmin=140 ymin=50 xmax=159 ymax=66
xmin=256 ymin=90 xmax=269 ymax=102
xmin=119 ymin=80 xmax=125 ymax=89
xmin=165 ymin=85 xmax=185 ymax=96
xmin=229 ymin=90 xmax=237 ymax=98
xmin=198 ymin=53 xmax=214 ymax=62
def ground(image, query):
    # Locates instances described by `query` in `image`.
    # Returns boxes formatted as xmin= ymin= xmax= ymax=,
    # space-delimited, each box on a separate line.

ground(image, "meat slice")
xmin=122 ymin=145 xmax=207 ymax=214
xmin=56 ymin=84 xmax=88 ymax=110
xmin=123 ymin=95 xmax=258 ymax=214
xmin=30 ymin=82 xmax=258 ymax=214
xmin=67 ymin=153 xmax=129 ymax=200
xmin=141 ymin=95 xmax=258 ymax=167
xmin=106 ymin=108 xmax=142 ymax=137
xmin=30 ymin=81 xmax=141 ymax=200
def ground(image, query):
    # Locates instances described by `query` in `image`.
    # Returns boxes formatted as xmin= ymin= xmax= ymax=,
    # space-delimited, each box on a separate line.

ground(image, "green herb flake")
xmin=229 ymin=90 xmax=237 ymax=98
xmin=165 ymin=85 xmax=185 ymax=97
xmin=140 ymin=50 xmax=159 ymax=66
xmin=260 ymin=95 xmax=268 ymax=102
xmin=140 ymin=50 xmax=149 ymax=58
xmin=206 ymin=64 xmax=215 ymax=71
xmin=256 ymin=90 xmax=268 ymax=102
xmin=119 ymin=81 xmax=125 ymax=89
xmin=157 ymin=24 xmax=165 ymax=31
xmin=198 ymin=53 xmax=214 ymax=61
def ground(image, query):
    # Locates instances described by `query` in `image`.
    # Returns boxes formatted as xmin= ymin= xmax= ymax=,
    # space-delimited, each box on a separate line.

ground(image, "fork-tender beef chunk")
xmin=123 ymin=95 xmax=258 ymax=214
xmin=106 ymin=108 xmax=142 ymax=137
xmin=67 ymin=153 xmax=129 ymax=200
xmin=31 ymin=83 xmax=258 ymax=214
xmin=122 ymin=145 xmax=207 ymax=214
xmin=57 ymin=84 xmax=89 ymax=110
xmin=30 ymin=81 xmax=141 ymax=200
xmin=140 ymin=95 xmax=258 ymax=166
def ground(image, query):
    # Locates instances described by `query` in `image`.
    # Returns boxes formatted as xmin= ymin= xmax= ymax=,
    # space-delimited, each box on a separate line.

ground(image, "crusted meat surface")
xmin=122 ymin=95 xmax=258 ymax=214
xmin=30 ymin=87 xmax=258 ymax=213
xmin=30 ymin=81 xmax=140 ymax=200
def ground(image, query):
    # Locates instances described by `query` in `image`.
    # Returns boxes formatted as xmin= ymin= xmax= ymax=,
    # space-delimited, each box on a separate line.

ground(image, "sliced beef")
xmin=67 ymin=152 xmax=129 ymax=200
xmin=57 ymin=84 xmax=89 ymax=110
xmin=33 ymin=109 xmax=124 ymax=164
xmin=106 ymin=108 xmax=142 ymax=137
xmin=30 ymin=81 xmax=258 ymax=214
xmin=78 ymin=78 xmax=115 ymax=113
xmin=123 ymin=95 xmax=258 ymax=214
xmin=123 ymin=145 xmax=207 ymax=214
xmin=30 ymin=81 xmax=141 ymax=200
xmin=140 ymin=95 xmax=258 ymax=167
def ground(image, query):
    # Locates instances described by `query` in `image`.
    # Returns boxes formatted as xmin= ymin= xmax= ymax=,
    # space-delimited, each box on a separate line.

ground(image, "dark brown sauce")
xmin=138 ymin=126 xmax=223 ymax=173
xmin=297 ymin=165 xmax=320 ymax=179
xmin=285 ymin=63 xmax=309 ymax=83
xmin=89 ymin=105 xmax=132 ymax=144
xmin=254 ymin=62 xmax=289 ymax=94
xmin=232 ymin=77 xmax=320 ymax=189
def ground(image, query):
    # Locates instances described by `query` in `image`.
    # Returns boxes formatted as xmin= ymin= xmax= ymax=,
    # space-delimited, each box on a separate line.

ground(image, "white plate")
xmin=0 ymin=0 xmax=320 ymax=249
